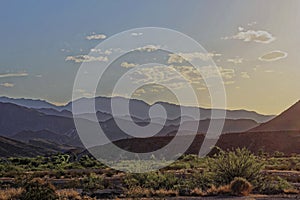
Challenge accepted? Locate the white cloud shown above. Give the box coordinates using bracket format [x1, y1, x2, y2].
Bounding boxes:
[133, 88, 146, 97]
[238, 26, 244, 31]
[223, 27, 275, 44]
[0, 82, 14, 87]
[227, 57, 244, 65]
[241, 72, 250, 79]
[90, 48, 113, 55]
[181, 65, 235, 81]
[65, 55, 108, 63]
[224, 81, 235, 85]
[259, 50, 288, 62]
[135, 45, 161, 52]
[167, 52, 221, 64]
[121, 62, 138, 68]
[126, 64, 234, 91]
[131, 32, 143, 36]
[0, 72, 28, 78]
[127, 65, 191, 90]
[86, 33, 107, 40]
[219, 67, 235, 79]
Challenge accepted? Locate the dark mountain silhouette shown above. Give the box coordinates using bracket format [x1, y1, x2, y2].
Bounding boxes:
[0, 102, 76, 137]
[12, 130, 76, 145]
[35, 106, 258, 133]
[0, 101, 259, 143]
[27, 139, 81, 153]
[1, 98, 299, 157]
[250, 100, 300, 132]
[86, 130, 300, 158]
[173, 118, 258, 134]
[215, 131, 300, 155]
[37, 108, 72, 118]
[0, 136, 55, 157]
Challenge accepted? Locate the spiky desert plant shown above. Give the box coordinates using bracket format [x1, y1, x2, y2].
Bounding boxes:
[208, 147, 263, 185]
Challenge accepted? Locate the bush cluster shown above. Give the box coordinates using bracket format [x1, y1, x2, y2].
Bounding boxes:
[208, 147, 264, 185]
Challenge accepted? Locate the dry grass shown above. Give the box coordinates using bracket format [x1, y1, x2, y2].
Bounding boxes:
[283, 188, 299, 194]
[56, 189, 97, 200]
[205, 185, 231, 196]
[230, 177, 252, 196]
[126, 187, 178, 198]
[56, 189, 82, 200]
[0, 188, 23, 200]
[190, 188, 204, 196]
[153, 189, 178, 197]
[126, 187, 153, 198]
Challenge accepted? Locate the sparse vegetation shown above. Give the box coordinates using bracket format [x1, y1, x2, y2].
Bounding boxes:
[56, 189, 82, 200]
[20, 178, 58, 200]
[0, 188, 23, 200]
[81, 173, 106, 193]
[124, 171, 179, 191]
[0, 149, 299, 198]
[256, 176, 296, 194]
[208, 147, 264, 186]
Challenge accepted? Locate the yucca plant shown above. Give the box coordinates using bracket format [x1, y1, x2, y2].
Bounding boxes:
[208, 147, 263, 186]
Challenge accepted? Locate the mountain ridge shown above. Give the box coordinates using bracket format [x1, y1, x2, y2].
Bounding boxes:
[250, 100, 300, 132]
[0, 96, 273, 123]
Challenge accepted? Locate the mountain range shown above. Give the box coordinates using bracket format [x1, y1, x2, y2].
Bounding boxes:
[1, 96, 299, 157]
[0, 96, 273, 122]
[96, 100, 300, 156]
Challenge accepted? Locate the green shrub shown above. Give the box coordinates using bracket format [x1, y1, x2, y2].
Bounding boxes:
[208, 148, 263, 185]
[124, 172, 179, 190]
[178, 172, 213, 192]
[230, 177, 252, 196]
[81, 173, 106, 192]
[20, 178, 58, 200]
[273, 151, 285, 158]
[256, 176, 294, 194]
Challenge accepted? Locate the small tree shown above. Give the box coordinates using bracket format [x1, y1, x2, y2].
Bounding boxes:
[208, 148, 264, 185]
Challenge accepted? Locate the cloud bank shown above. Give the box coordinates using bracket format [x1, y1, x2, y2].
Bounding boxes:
[223, 27, 275, 44]
[65, 55, 108, 63]
[167, 52, 221, 64]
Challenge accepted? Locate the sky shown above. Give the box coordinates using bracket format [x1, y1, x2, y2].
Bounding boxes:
[1, 0, 300, 115]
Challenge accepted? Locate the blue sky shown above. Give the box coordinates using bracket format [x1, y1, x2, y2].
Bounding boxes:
[1, 0, 300, 114]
